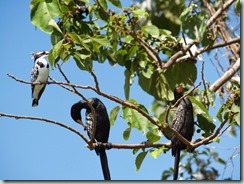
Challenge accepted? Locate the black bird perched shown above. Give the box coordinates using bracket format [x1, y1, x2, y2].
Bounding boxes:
[171, 85, 194, 180]
[70, 98, 111, 180]
[74, 0, 89, 19]
[30, 51, 49, 107]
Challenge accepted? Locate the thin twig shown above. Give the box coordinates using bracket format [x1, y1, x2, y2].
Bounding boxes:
[193, 120, 227, 148]
[56, 64, 97, 147]
[0, 112, 90, 144]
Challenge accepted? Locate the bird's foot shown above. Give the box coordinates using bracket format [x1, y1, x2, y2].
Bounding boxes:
[106, 142, 112, 150]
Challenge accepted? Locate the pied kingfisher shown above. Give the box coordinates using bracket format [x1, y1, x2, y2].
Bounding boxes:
[30, 51, 50, 107]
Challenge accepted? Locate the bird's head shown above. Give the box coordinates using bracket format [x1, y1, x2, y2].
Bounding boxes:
[70, 101, 85, 127]
[174, 85, 183, 103]
[31, 50, 49, 61]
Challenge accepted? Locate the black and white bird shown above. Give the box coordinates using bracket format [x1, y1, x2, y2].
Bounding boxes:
[30, 51, 50, 107]
[171, 85, 194, 180]
[70, 98, 111, 180]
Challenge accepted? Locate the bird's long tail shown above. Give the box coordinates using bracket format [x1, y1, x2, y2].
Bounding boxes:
[173, 148, 181, 180]
[99, 149, 111, 180]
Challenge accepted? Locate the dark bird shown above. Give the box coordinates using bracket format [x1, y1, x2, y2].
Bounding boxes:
[70, 98, 111, 180]
[74, 0, 89, 18]
[171, 85, 194, 180]
[30, 51, 49, 107]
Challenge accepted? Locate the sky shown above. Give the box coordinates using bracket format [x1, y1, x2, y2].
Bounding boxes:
[0, 0, 241, 181]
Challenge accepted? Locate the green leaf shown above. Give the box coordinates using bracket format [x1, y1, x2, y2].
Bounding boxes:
[109, 106, 120, 126]
[135, 151, 148, 171]
[146, 131, 160, 143]
[231, 103, 240, 126]
[30, 0, 61, 34]
[200, 89, 216, 106]
[48, 19, 62, 34]
[149, 146, 165, 159]
[189, 96, 210, 115]
[217, 158, 226, 165]
[189, 96, 215, 136]
[235, 0, 240, 14]
[92, 35, 111, 47]
[107, 0, 122, 8]
[124, 69, 133, 100]
[73, 51, 92, 71]
[142, 25, 160, 37]
[48, 39, 64, 67]
[98, 0, 108, 10]
[132, 8, 149, 18]
[162, 170, 172, 180]
[126, 45, 139, 60]
[139, 70, 174, 101]
[197, 115, 215, 136]
[180, 5, 208, 41]
[139, 61, 197, 101]
[122, 103, 150, 134]
[216, 104, 224, 123]
[123, 127, 131, 140]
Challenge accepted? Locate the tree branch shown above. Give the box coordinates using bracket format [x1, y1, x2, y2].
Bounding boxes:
[176, 37, 240, 64]
[0, 112, 90, 144]
[204, 0, 240, 60]
[210, 58, 240, 92]
[164, 0, 237, 71]
[0, 112, 170, 150]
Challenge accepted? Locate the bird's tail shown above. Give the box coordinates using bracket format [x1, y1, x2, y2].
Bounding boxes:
[32, 99, 38, 107]
[173, 149, 181, 180]
[99, 149, 111, 180]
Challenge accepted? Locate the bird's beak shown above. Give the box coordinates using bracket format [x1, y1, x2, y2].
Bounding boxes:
[77, 119, 85, 127]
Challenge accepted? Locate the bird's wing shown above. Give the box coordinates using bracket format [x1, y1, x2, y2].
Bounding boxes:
[171, 104, 187, 156]
[31, 65, 38, 82]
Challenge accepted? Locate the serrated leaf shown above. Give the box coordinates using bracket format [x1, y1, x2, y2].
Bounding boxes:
[109, 106, 120, 126]
[123, 127, 131, 140]
[135, 151, 148, 171]
[149, 146, 165, 159]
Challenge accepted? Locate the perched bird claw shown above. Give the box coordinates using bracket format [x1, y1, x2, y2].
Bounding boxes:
[106, 142, 112, 150]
